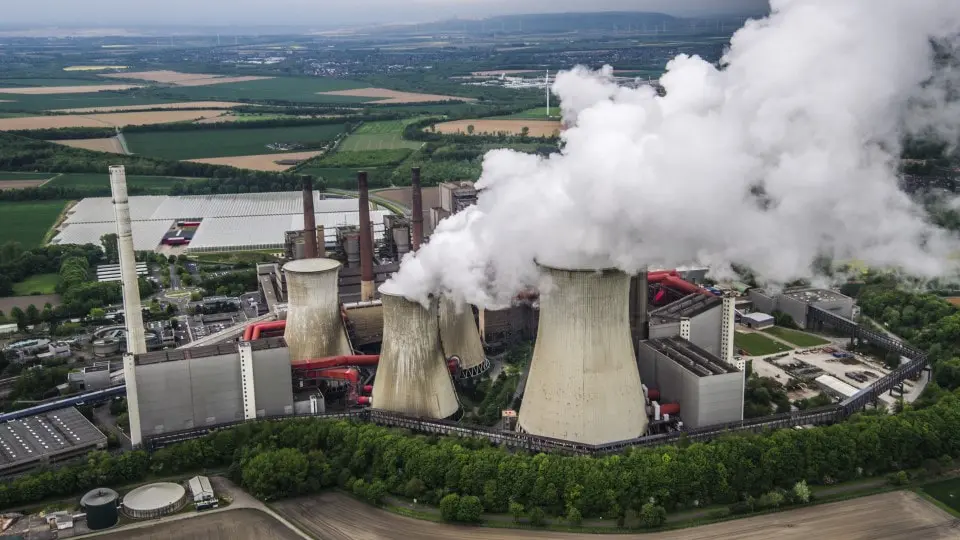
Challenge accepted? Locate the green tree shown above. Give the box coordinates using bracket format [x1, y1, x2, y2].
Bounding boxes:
[565, 506, 583, 526]
[0, 241, 23, 264]
[467, 124, 475, 135]
[241, 448, 309, 501]
[100, 233, 119, 264]
[11, 306, 27, 330]
[25, 305, 40, 325]
[457, 495, 483, 523]
[439, 494, 460, 521]
[639, 503, 666, 529]
[509, 501, 524, 524]
[935, 358, 960, 390]
[528, 506, 546, 527]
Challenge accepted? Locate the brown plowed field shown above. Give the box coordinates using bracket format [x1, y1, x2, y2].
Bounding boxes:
[188, 151, 323, 171]
[0, 84, 141, 95]
[52, 101, 245, 113]
[0, 180, 47, 190]
[92, 508, 301, 540]
[273, 491, 958, 540]
[101, 70, 273, 86]
[435, 119, 562, 137]
[0, 110, 228, 130]
[317, 87, 475, 104]
[52, 137, 124, 153]
[0, 295, 61, 312]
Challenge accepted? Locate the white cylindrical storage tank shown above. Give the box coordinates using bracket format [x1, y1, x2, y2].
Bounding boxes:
[372, 290, 458, 419]
[518, 265, 648, 445]
[438, 298, 490, 379]
[121, 482, 187, 519]
[282, 258, 352, 362]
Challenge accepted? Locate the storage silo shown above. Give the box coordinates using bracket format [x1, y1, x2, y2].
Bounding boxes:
[282, 258, 352, 362]
[371, 290, 459, 418]
[517, 265, 648, 445]
[81, 488, 119, 530]
[438, 298, 490, 379]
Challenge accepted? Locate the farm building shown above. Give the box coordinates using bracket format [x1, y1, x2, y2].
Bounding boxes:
[51, 192, 390, 253]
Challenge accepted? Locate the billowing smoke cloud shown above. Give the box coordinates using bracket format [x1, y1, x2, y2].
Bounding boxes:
[383, 0, 960, 308]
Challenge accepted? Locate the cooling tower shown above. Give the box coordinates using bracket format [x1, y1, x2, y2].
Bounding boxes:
[438, 298, 490, 379]
[282, 258, 352, 362]
[518, 266, 648, 445]
[371, 290, 459, 418]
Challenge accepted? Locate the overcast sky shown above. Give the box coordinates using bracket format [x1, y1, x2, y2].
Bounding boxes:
[1, 0, 769, 27]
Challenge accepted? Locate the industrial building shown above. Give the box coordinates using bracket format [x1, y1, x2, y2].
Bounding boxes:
[637, 337, 745, 429]
[748, 287, 855, 329]
[188, 475, 217, 510]
[0, 407, 108, 475]
[742, 312, 775, 329]
[649, 293, 736, 364]
[96, 262, 148, 283]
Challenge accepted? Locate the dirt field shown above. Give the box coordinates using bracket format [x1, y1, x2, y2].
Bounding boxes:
[0, 84, 141, 95]
[53, 101, 245, 113]
[0, 180, 47, 190]
[434, 119, 562, 137]
[317, 87, 475, 104]
[52, 137, 124, 153]
[273, 491, 957, 540]
[187, 151, 323, 171]
[0, 110, 228, 130]
[0, 294, 61, 312]
[946, 297, 960, 307]
[101, 70, 273, 86]
[92, 509, 301, 540]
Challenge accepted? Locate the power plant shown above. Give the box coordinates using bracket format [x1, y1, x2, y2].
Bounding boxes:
[438, 298, 490, 379]
[282, 258, 352, 362]
[109, 166, 146, 355]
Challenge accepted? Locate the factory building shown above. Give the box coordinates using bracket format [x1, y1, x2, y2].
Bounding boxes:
[637, 337, 745, 429]
[748, 287, 854, 328]
[96, 262, 148, 283]
[0, 407, 108, 475]
[649, 294, 728, 359]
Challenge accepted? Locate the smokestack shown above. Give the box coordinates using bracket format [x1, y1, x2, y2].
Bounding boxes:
[411, 167, 424, 250]
[372, 290, 458, 418]
[357, 171, 375, 301]
[438, 298, 489, 379]
[109, 166, 147, 355]
[301, 175, 318, 259]
[282, 258, 352, 362]
[629, 271, 649, 344]
[518, 265, 648, 445]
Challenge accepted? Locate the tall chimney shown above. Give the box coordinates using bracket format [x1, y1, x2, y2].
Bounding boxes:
[109, 166, 146, 355]
[357, 171, 375, 301]
[411, 167, 424, 250]
[301, 175, 318, 259]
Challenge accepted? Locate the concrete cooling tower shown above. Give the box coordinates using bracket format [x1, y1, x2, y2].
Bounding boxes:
[282, 258, 352, 362]
[371, 290, 459, 419]
[438, 298, 490, 379]
[518, 265, 649, 445]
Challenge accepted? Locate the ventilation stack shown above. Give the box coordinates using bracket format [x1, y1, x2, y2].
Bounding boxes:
[109, 166, 146, 355]
[301, 175, 318, 259]
[438, 298, 490, 379]
[518, 265, 648, 445]
[357, 171, 375, 301]
[282, 258, 352, 362]
[371, 290, 458, 418]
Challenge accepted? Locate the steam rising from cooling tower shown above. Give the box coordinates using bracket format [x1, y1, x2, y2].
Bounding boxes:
[385, 1, 960, 308]
[282, 258, 352, 362]
[518, 266, 648, 444]
[371, 289, 459, 418]
[109, 166, 147, 355]
[438, 298, 490, 378]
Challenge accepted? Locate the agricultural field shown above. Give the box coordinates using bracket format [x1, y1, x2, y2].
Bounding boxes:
[0, 78, 120, 87]
[316, 148, 413, 168]
[735, 331, 794, 356]
[0, 84, 141, 95]
[187, 151, 323, 172]
[0, 172, 55, 190]
[317, 87, 475, 104]
[764, 326, 831, 347]
[162, 77, 373, 104]
[52, 137, 124, 154]
[339, 119, 425, 151]
[12, 273, 59, 296]
[52, 101, 245, 113]
[434, 119, 562, 137]
[125, 124, 346, 160]
[101, 70, 273, 86]
[0, 200, 68, 248]
[0, 93, 186, 113]
[0, 109, 229, 130]
[46, 173, 206, 192]
[495, 106, 562, 120]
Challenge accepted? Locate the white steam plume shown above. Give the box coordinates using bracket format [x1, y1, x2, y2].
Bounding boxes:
[384, 0, 960, 308]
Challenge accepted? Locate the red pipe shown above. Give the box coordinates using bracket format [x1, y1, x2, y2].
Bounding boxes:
[648, 388, 661, 401]
[292, 355, 380, 370]
[362, 385, 373, 394]
[357, 396, 372, 406]
[251, 321, 287, 340]
[447, 358, 459, 373]
[311, 367, 360, 384]
[660, 403, 681, 416]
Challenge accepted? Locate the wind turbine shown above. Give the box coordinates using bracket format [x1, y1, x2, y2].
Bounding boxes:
[545, 70, 551, 118]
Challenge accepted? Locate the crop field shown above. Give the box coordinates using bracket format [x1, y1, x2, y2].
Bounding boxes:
[0, 78, 117, 87]
[764, 326, 831, 347]
[101, 70, 273, 86]
[47, 173, 205, 192]
[12, 273, 59, 296]
[317, 87, 475, 104]
[496, 107, 562, 120]
[0, 180, 48, 190]
[735, 331, 794, 356]
[52, 137, 124, 154]
[340, 119, 425, 151]
[53, 101, 245, 113]
[0, 109, 229, 130]
[187, 151, 324, 171]
[317, 148, 413, 167]
[0, 84, 142, 95]
[164, 77, 373, 104]
[0, 172, 55, 181]
[125, 124, 345, 159]
[0, 93, 186, 113]
[435, 119, 563, 137]
[0, 200, 68, 248]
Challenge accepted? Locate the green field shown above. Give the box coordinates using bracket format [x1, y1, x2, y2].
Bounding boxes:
[764, 326, 831, 347]
[0, 92, 184, 112]
[46, 173, 206, 192]
[734, 331, 794, 356]
[12, 273, 59, 295]
[316, 148, 413, 168]
[339, 119, 424, 151]
[125, 124, 347, 159]
[0, 200, 67, 248]
[495, 107, 562, 120]
[0, 78, 109, 88]
[920, 478, 960, 513]
[166, 77, 373, 104]
[0, 172, 56, 181]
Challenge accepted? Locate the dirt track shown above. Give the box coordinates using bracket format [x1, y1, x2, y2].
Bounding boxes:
[273, 491, 958, 540]
[90, 508, 300, 540]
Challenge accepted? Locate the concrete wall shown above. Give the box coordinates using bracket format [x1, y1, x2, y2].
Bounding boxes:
[696, 372, 745, 427]
[813, 296, 854, 321]
[189, 353, 243, 426]
[648, 320, 681, 340]
[690, 306, 723, 358]
[779, 295, 810, 329]
[748, 289, 778, 314]
[251, 348, 294, 417]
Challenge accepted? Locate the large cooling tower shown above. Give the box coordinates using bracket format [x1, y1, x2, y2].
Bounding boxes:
[372, 291, 459, 418]
[438, 298, 490, 379]
[518, 266, 648, 445]
[282, 258, 352, 362]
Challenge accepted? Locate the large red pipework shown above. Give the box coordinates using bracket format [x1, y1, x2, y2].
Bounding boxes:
[648, 388, 661, 401]
[243, 320, 287, 341]
[660, 403, 681, 416]
[362, 385, 373, 394]
[292, 354, 380, 371]
[357, 396, 372, 406]
[312, 367, 360, 384]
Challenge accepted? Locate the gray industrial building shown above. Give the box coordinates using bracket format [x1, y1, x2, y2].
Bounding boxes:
[649, 294, 724, 358]
[748, 287, 854, 329]
[125, 338, 294, 446]
[637, 337, 744, 429]
[0, 407, 107, 475]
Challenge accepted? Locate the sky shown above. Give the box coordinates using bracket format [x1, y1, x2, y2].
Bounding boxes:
[0, 0, 769, 27]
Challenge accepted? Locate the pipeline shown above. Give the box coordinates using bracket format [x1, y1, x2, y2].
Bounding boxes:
[293, 354, 379, 371]
[251, 320, 287, 340]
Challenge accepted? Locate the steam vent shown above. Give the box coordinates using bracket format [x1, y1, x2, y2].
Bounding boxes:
[372, 290, 459, 418]
[282, 258, 352, 362]
[438, 298, 490, 378]
[518, 266, 649, 444]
